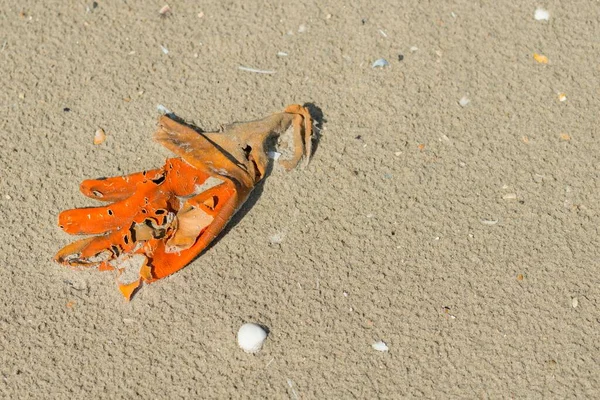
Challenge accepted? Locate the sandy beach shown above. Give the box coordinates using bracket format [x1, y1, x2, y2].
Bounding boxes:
[1, 1, 598, 398]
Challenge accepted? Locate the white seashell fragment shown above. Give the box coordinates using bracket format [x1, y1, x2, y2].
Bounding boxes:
[237, 323, 268, 353]
[267, 151, 281, 160]
[157, 104, 172, 114]
[459, 96, 470, 107]
[372, 58, 389, 68]
[238, 66, 276, 74]
[480, 219, 499, 225]
[161, 45, 169, 54]
[372, 340, 389, 352]
[534, 8, 550, 21]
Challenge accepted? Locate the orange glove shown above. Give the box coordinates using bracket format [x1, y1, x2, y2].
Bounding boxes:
[55, 105, 312, 299]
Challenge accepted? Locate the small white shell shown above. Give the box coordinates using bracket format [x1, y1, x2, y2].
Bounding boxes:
[237, 323, 268, 353]
[372, 340, 389, 352]
[372, 58, 389, 68]
[534, 8, 550, 21]
[459, 96, 470, 107]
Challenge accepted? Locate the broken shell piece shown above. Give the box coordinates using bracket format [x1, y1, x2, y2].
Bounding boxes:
[480, 219, 499, 225]
[267, 151, 281, 160]
[372, 58, 389, 68]
[157, 104, 172, 114]
[534, 8, 550, 21]
[237, 323, 268, 353]
[558, 93, 567, 102]
[238, 66, 276, 74]
[459, 96, 470, 107]
[372, 340, 389, 352]
[93, 128, 106, 145]
[533, 53, 548, 64]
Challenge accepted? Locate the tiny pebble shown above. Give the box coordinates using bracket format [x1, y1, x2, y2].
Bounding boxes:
[410, 46, 419, 52]
[459, 96, 470, 107]
[372, 58, 389, 68]
[198, 12, 204, 18]
[4, 194, 11, 200]
[93, 128, 106, 145]
[503, 193, 517, 200]
[298, 24, 307, 33]
[372, 340, 389, 352]
[269, 232, 285, 244]
[558, 93, 567, 102]
[159, 4, 171, 16]
[161, 45, 169, 55]
[237, 323, 268, 353]
[277, 51, 288, 57]
[572, 297, 578, 308]
[534, 8, 550, 21]
[560, 133, 571, 141]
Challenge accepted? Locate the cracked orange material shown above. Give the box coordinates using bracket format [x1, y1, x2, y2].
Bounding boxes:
[55, 105, 313, 300]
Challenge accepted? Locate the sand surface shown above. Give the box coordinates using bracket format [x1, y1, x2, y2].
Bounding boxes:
[1, 1, 599, 398]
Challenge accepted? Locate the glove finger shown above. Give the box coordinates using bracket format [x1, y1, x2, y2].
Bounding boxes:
[79, 168, 163, 202]
[58, 183, 173, 235]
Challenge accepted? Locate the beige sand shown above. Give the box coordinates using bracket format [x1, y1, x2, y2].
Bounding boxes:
[1, 1, 598, 398]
